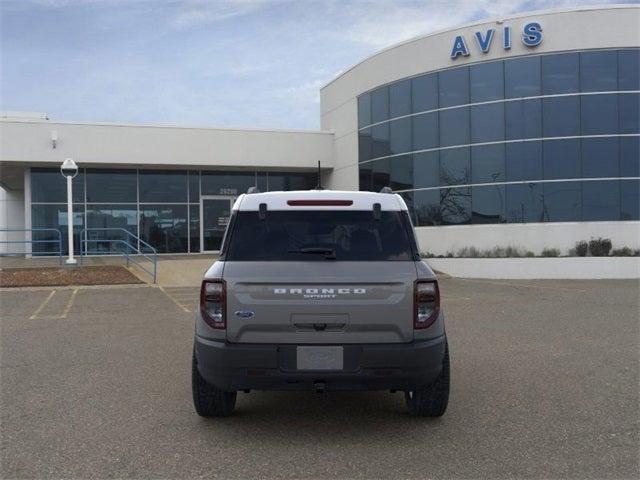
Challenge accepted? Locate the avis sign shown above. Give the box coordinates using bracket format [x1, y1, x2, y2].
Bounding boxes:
[450, 22, 543, 59]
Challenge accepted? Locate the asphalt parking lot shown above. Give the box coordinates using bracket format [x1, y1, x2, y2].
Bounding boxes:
[1, 278, 638, 479]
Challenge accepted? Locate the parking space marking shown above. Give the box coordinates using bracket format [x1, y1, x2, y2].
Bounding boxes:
[29, 290, 56, 319]
[158, 286, 192, 313]
[456, 277, 587, 292]
[59, 289, 79, 319]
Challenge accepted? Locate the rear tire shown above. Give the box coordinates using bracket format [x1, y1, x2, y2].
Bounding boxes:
[192, 350, 237, 417]
[405, 342, 450, 417]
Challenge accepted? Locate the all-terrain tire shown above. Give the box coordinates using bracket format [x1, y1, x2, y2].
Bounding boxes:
[192, 350, 237, 417]
[405, 342, 450, 417]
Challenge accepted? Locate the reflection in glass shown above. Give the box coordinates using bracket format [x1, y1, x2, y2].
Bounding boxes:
[413, 152, 440, 189]
[543, 182, 581, 222]
[506, 183, 544, 223]
[371, 123, 390, 159]
[411, 73, 438, 113]
[31, 204, 84, 255]
[543, 139, 581, 180]
[267, 173, 315, 191]
[505, 56, 541, 98]
[389, 117, 412, 155]
[471, 185, 505, 224]
[618, 49, 640, 91]
[412, 112, 438, 151]
[372, 158, 391, 192]
[139, 170, 188, 203]
[439, 108, 469, 147]
[31, 168, 85, 203]
[359, 128, 373, 162]
[189, 205, 200, 253]
[581, 94, 618, 135]
[414, 189, 441, 226]
[86, 205, 138, 254]
[358, 94, 371, 128]
[543, 96, 580, 137]
[188, 171, 200, 202]
[506, 142, 543, 182]
[371, 86, 389, 123]
[471, 145, 505, 183]
[620, 137, 640, 177]
[390, 79, 411, 118]
[621, 180, 640, 220]
[440, 187, 471, 225]
[139, 205, 188, 253]
[86, 169, 137, 203]
[582, 137, 619, 178]
[359, 163, 373, 191]
[470, 61, 504, 102]
[583, 181, 620, 221]
[505, 99, 542, 140]
[389, 155, 413, 191]
[440, 147, 470, 186]
[439, 67, 469, 108]
[470, 103, 504, 143]
[202, 199, 231, 251]
[202, 171, 255, 196]
[619, 93, 639, 134]
[580, 51, 617, 92]
[542, 52, 579, 94]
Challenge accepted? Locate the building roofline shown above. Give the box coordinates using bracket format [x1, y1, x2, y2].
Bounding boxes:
[0, 117, 334, 136]
[320, 4, 639, 91]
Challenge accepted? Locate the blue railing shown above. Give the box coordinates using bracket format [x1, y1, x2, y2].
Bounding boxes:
[79, 228, 157, 283]
[0, 228, 63, 264]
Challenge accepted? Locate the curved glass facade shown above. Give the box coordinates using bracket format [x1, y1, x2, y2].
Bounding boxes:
[357, 49, 640, 225]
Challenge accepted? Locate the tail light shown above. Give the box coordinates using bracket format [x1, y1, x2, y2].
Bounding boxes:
[414, 280, 440, 329]
[200, 280, 226, 329]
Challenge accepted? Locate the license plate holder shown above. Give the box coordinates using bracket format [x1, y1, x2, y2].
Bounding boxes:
[296, 346, 343, 370]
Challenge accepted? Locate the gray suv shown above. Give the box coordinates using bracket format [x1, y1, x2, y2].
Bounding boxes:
[192, 190, 449, 416]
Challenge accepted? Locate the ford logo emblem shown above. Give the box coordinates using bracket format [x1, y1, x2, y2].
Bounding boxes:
[234, 310, 255, 318]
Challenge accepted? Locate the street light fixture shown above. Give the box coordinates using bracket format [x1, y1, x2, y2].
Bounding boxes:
[60, 158, 78, 265]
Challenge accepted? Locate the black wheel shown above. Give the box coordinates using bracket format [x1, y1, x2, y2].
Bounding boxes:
[405, 342, 450, 417]
[192, 350, 237, 417]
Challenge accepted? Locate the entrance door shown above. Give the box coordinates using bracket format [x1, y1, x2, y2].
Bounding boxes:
[200, 196, 234, 253]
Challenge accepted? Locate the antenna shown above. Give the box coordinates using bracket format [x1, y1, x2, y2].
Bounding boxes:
[315, 161, 324, 190]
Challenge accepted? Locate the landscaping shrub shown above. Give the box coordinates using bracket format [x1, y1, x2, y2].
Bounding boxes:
[574, 241, 588, 257]
[589, 237, 612, 257]
[610, 247, 636, 257]
[541, 248, 560, 257]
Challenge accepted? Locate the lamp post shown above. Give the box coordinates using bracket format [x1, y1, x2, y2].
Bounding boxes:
[60, 158, 78, 265]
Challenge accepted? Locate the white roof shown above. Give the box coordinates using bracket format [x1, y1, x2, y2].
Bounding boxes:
[234, 190, 408, 211]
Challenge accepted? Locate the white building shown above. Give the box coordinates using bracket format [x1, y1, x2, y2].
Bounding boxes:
[1, 5, 638, 256]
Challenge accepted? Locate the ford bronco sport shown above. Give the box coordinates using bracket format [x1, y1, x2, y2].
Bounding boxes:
[192, 189, 449, 416]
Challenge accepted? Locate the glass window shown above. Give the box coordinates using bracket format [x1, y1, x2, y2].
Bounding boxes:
[139, 205, 188, 253]
[372, 158, 390, 192]
[543, 181, 581, 222]
[370, 86, 389, 123]
[440, 147, 470, 185]
[472, 185, 505, 224]
[581, 94, 618, 135]
[412, 73, 438, 113]
[202, 171, 254, 195]
[389, 155, 413, 191]
[389, 117, 412, 155]
[188, 171, 200, 202]
[413, 189, 441, 226]
[471, 144, 505, 183]
[413, 151, 440, 189]
[31, 204, 84, 255]
[621, 179, 639, 220]
[583, 180, 620, 221]
[542, 52, 579, 95]
[139, 170, 187, 203]
[439, 107, 469, 147]
[619, 93, 639, 134]
[225, 211, 415, 262]
[618, 49, 640, 91]
[267, 173, 315, 191]
[543, 139, 581, 180]
[358, 94, 371, 128]
[620, 137, 640, 177]
[439, 67, 469, 107]
[505, 56, 541, 98]
[470, 103, 504, 143]
[31, 168, 84, 203]
[506, 99, 542, 140]
[86, 169, 137, 203]
[359, 163, 373, 191]
[371, 123, 390, 158]
[189, 204, 200, 253]
[580, 51, 618, 92]
[86, 204, 138, 254]
[440, 187, 471, 225]
[359, 128, 373, 162]
[506, 183, 544, 223]
[470, 61, 504, 102]
[582, 137, 619, 178]
[506, 142, 543, 182]
[543, 96, 580, 137]
[389, 79, 411, 118]
[412, 112, 438, 151]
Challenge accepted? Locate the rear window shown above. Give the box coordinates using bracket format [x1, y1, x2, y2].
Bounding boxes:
[224, 210, 417, 261]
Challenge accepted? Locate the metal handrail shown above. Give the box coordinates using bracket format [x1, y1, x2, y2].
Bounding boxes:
[0, 228, 63, 264]
[79, 228, 157, 283]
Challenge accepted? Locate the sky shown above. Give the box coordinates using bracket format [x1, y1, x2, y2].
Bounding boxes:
[1, 0, 636, 130]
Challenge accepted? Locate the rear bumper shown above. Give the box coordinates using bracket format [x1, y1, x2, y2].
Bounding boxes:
[194, 335, 447, 392]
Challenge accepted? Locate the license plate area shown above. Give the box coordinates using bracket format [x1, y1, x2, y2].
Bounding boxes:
[296, 346, 343, 370]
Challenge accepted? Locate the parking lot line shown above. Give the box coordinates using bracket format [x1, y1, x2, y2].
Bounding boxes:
[158, 286, 192, 313]
[58, 289, 79, 319]
[457, 277, 587, 292]
[29, 290, 56, 320]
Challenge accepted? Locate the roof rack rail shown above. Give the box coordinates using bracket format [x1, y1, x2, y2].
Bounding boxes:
[379, 187, 393, 194]
[247, 186, 260, 194]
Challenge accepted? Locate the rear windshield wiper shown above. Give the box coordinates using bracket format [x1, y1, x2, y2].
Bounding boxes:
[288, 247, 336, 260]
